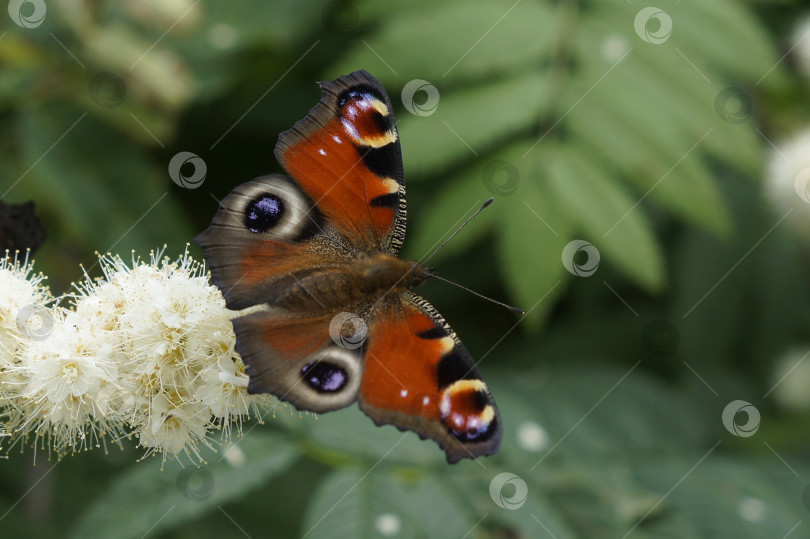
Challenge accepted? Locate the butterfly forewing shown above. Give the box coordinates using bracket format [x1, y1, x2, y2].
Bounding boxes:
[275, 70, 407, 255]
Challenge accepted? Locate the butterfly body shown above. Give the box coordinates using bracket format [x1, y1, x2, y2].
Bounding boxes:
[197, 71, 502, 462]
[273, 253, 432, 313]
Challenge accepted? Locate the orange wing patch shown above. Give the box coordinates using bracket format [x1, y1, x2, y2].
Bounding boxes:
[358, 296, 501, 462]
[253, 314, 332, 362]
[280, 116, 396, 244]
[237, 239, 320, 288]
[360, 306, 450, 422]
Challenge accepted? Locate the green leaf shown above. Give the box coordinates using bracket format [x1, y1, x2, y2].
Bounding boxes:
[632, 457, 807, 538]
[398, 71, 549, 177]
[673, 0, 781, 82]
[169, 0, 329, 99]
[548, 146, 665, 292]
[69, 432, 298, 539]
[482, 367, 809, 537]
[333, 0, 554, 84]
[496, 166, 571, 326]
[303, 468, 472, 539]
[281, 405, 445, 467]
[16, 104, 196, 260]
[568, 94, 730, 235]
[489, 367, 714, 466]
[403, 170, 497, 263]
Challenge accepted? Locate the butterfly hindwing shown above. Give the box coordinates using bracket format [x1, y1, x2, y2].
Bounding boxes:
[233, 309, 364, 413]
[359, 292, 502, 463]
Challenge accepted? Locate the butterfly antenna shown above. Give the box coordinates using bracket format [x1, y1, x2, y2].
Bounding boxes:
[420, 198, 523, 314]
[430, 274, 525, 314]
[422, 198, 494, 265]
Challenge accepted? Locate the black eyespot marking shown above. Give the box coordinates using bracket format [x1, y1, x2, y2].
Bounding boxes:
[436, 349, 474, 389]
[337, 85, 385, 109]
[354, 102, 389, 133]
[370, 192, 399, 208]
[452, 414, 498, 442]
[360, 143, 402, 183]
[471, 389, 489, 412]
[417, 325, 447, 340]
[244, 194, 284, 233]
[301, 361, 347, 393]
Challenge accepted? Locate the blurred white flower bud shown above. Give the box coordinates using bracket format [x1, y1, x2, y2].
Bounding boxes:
[763, 128, 810, 236]
[770, 348, 810, 412]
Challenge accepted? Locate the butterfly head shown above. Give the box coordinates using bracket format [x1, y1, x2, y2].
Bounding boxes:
[407, 261, 436, 288]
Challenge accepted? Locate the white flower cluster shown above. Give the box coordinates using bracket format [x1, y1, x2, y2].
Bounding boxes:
[0, 248, 277, 462]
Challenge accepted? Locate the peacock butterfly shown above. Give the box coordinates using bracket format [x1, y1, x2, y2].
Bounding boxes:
[196, 70, 502, 462]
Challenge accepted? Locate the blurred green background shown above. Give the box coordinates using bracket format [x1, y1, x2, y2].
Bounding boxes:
[2, 0, 810, 537]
